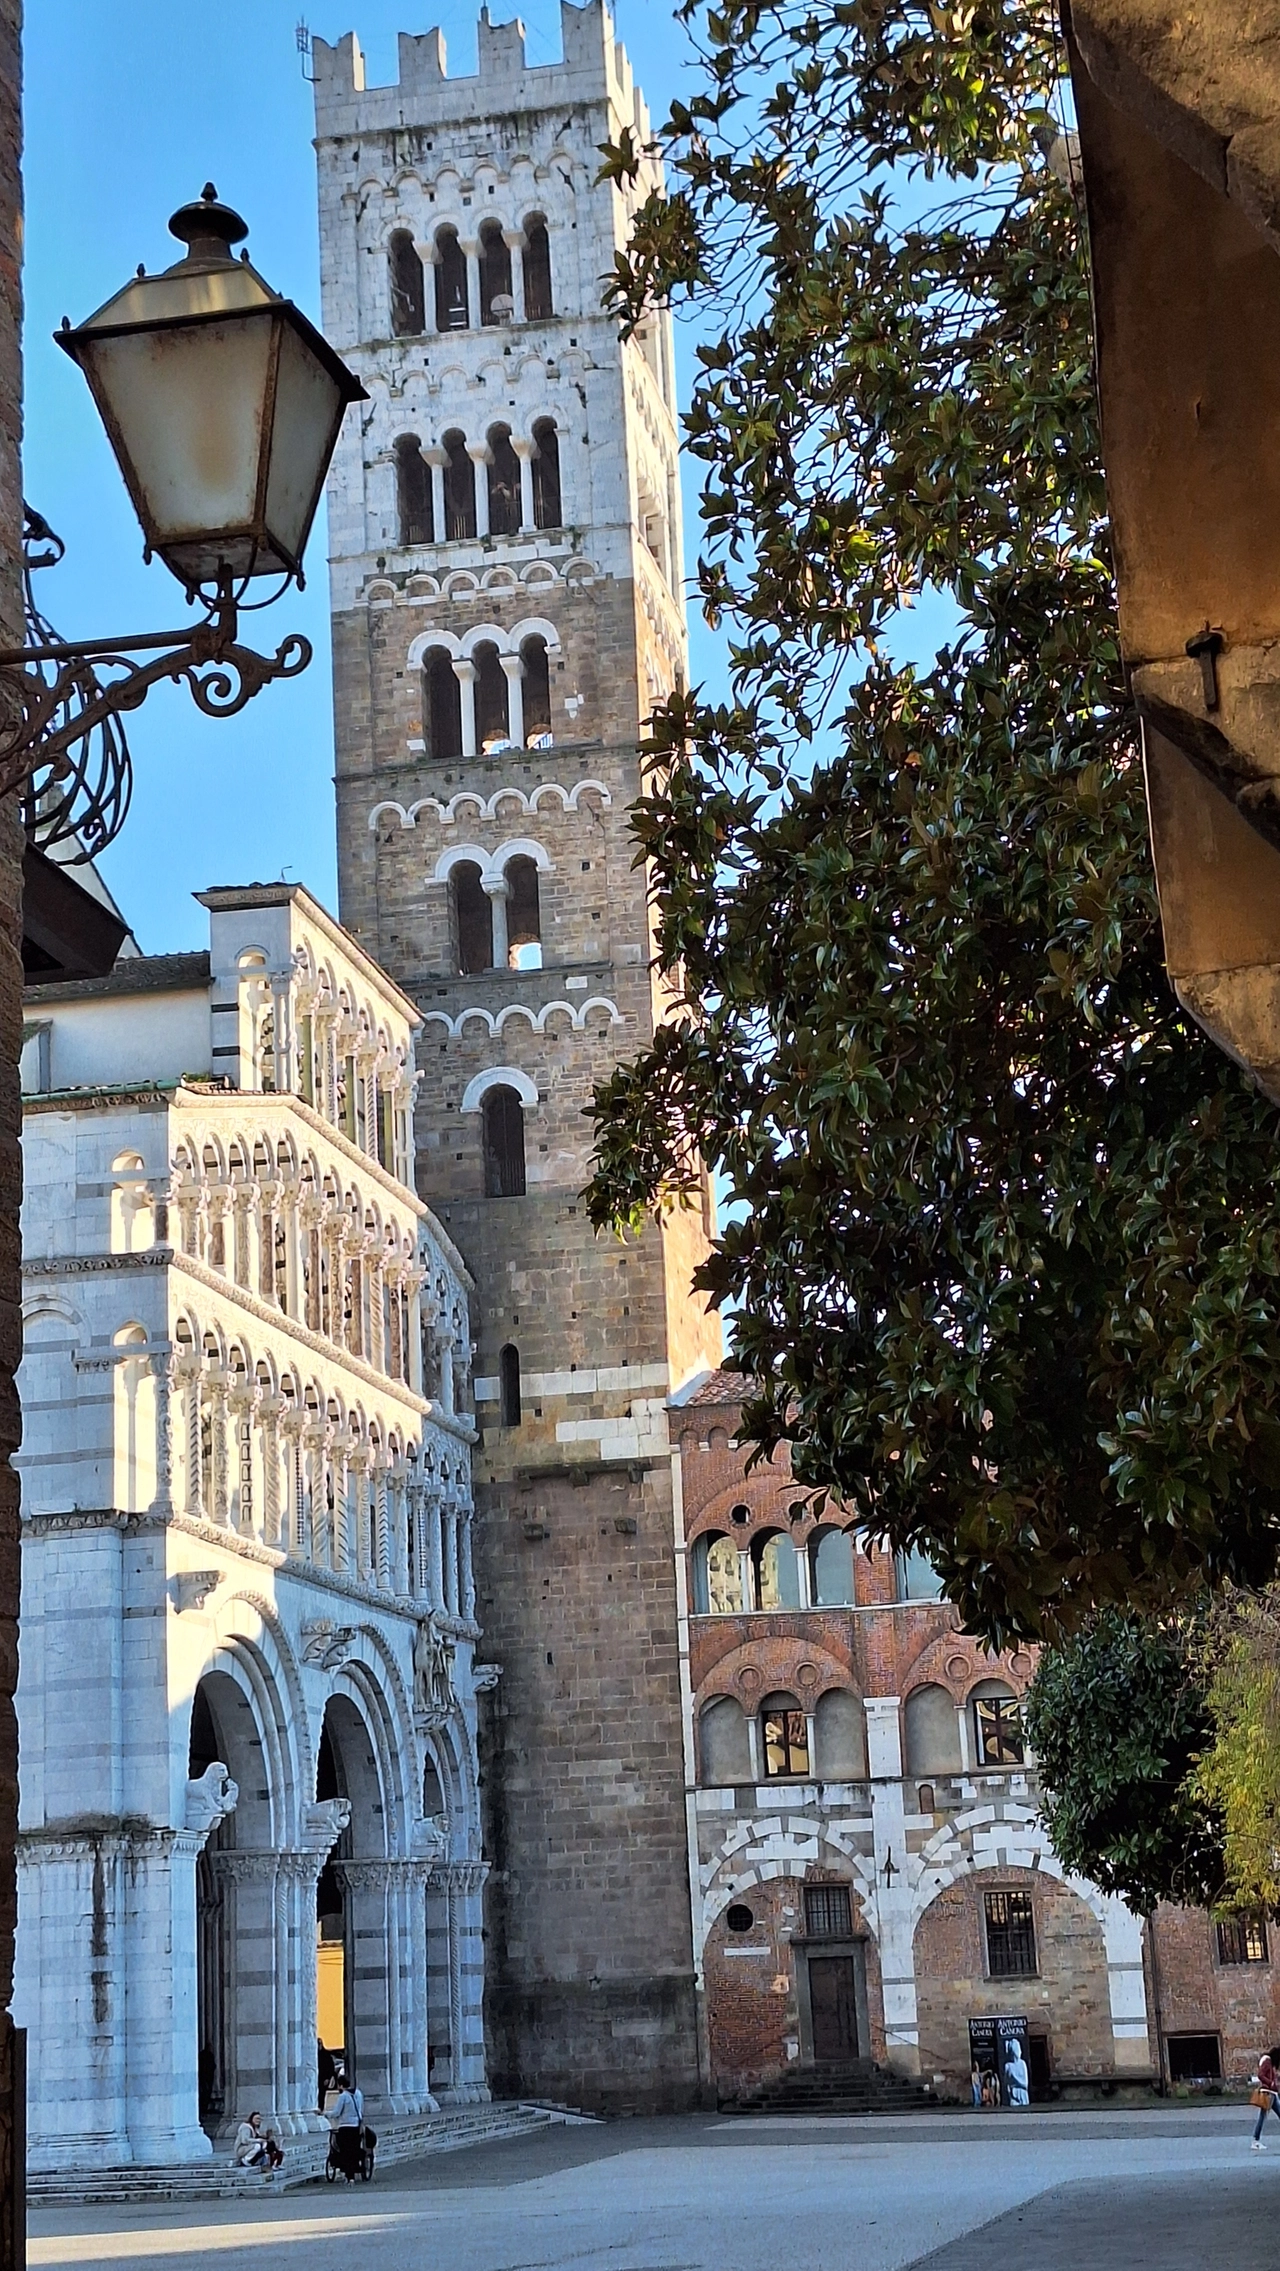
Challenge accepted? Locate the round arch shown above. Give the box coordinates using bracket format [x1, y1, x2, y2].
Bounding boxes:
[460, 1064, 539, 1113]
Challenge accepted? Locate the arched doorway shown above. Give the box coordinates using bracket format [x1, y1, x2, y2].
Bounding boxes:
[189, 1667, 277, 2138]
[317, 1692, 396, 2112]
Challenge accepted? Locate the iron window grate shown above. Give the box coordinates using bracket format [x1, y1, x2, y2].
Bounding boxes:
[984, 1888, 1037, 1977]
[805, 1885, 853, 1941]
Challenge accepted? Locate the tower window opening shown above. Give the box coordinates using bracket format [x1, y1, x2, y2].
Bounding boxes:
[532, 418, 561, 529]
[521, 634, 551, 741]
[522, 215, 553, 320]
[395, 434, 433, 546]
[474, 642, 509, 751]
[487, 424, 521, 537]
[499, 1342, 522, 1427]
[443, 430, 477, 541]
[389, 229, 426, 336]
[435, 226, 469, 329]
[506, 856, 541, 970]
[478, 220, 513, 324]
[483, 1085, 527, 1197]
[453, 861, 493, 975]
[423, 647, 463, 760]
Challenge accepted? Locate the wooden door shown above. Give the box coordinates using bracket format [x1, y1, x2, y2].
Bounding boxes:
[809, 1955, 858, 2062]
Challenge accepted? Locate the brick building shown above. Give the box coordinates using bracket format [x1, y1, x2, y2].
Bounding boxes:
[312, 0, 721, 2110]
[675, 1372, 1280, 2100]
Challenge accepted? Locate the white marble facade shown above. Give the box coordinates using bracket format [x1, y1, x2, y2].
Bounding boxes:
[13, 883, 491, 2172]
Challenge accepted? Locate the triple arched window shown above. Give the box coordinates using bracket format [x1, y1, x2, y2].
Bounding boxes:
[387, 214, 555, 335]
[419, 632, 554, 759]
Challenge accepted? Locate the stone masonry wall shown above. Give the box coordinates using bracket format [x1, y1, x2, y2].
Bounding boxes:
[913, 1868, 1114, 2083]
[317, 6, 718, 2107]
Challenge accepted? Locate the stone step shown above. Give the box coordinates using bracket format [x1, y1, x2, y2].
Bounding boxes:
[27, 2100, 562, 2203]
[722, 2063, 936, 2117]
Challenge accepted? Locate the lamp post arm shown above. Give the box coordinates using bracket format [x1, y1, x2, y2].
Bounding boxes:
[0, 619, 311, 803]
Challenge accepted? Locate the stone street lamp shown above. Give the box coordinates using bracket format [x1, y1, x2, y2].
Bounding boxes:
[0, 184, 365, 845]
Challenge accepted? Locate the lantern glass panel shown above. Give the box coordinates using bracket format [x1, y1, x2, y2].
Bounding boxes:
[78, 313, 275, 583]
[263, 317, 347, 565]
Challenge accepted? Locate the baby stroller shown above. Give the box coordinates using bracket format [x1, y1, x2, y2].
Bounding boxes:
[325, 2121, 376, 2183]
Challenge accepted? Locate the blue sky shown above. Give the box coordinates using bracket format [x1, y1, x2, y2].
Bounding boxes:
[23, 1, 712, 950]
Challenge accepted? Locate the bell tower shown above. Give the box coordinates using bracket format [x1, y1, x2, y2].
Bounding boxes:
[314, 1, 720, 2107]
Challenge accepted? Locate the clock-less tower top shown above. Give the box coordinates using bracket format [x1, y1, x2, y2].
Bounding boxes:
[314, 1, 720, 2110]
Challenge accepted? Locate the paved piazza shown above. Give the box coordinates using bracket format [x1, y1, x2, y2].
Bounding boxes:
[27, 2108, 1278, 2270]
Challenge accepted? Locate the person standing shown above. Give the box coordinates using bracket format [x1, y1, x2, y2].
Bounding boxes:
[1251, 2049, 1280, 2149]
[329, 2070, 365, 2181]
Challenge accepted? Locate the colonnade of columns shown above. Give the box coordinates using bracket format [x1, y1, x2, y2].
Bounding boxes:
[162, 1353, 476, 1619]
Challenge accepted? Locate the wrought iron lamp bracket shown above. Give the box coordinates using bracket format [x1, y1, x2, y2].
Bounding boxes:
[0, 509, 312, 852]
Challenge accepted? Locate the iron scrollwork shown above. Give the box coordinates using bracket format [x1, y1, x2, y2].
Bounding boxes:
[0, 507, 313, 851]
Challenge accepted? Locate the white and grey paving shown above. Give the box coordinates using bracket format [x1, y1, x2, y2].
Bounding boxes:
[27, 2106, 1276, 2271]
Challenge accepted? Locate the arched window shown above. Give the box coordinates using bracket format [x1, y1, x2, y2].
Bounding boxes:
[522, 214, 553, 320]
[809, 1525, 855, 1606]
[423, 648, 462, 759]
[506, 855, 541, 969]
[434, 226, 469, 329]
[903, 1684, 962, 1777]
[479, 219, 513, 323]
[452, 861, 493, 974]
[751, 1528, 801, 1610]
[499, 1343, 521, 1426]
[395, 434, 433, 546]
[443, 430, 476, 540]
[896, 1546, 945, 1601]
[532, 418, 561, 528]
[389, 229, 425, 336]
[699, 1697, 751, 1785]
[521, 634, 552, 742]
[970, 1679, 1025, 1767]
[487, 424, 521, 536]
[760, 1692, 809, 1779]
[483, 1085, 526, 1196]
[474, 642, 509, 750]
[691, 1532, 742, 1615]
[814, 1689, 868, 1779]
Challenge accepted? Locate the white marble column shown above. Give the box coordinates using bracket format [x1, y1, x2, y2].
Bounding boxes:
[483, 877, 510, 969]
[467, 442, 492, 538]
[513, 437, 536, 532]
[499, 652, 525, 747]
[453, 657, 478, 757]
[504, 229, 526, 322]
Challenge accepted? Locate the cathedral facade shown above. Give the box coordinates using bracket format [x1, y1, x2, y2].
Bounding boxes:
[313, 0, 721, 2109]
[14, 884, 488, 2170]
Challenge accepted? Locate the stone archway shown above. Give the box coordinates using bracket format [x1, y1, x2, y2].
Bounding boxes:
[189, 1666, 279, 2137]
[318, 1691, 396, 2113]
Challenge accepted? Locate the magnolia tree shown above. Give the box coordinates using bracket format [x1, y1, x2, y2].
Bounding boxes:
[588, 0, 1280, 1644]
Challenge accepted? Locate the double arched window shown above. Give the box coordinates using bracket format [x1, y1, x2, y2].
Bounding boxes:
[449, 851, 544, 975]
